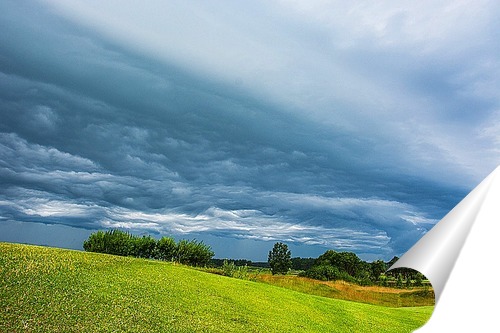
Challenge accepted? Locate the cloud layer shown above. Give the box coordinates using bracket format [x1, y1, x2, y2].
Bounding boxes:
[1, 0, 498, 260]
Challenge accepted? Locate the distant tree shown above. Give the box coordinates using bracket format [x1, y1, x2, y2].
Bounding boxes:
[315, 250, 364, 278]
[250, 261, 271, 268]
[415, 273, 423, 287]
[301, 264, 340, 281]
[370, 260, 387, 282]
[406, 276, 413, 289]
[396, 273, 403, 288]
[268, 242, 292, 275]
[210, 259, 253, 267]
[291, 257, 316, 271]
[233, 259, 252, 266]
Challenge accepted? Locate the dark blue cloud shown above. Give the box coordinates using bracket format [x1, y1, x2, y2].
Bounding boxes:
[0, 0, 497, 260]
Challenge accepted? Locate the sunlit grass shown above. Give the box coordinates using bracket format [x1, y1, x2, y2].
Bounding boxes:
[0, 243, 433, 332]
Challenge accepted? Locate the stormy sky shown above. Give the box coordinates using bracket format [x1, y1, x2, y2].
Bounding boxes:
[1, 0, 499, 261]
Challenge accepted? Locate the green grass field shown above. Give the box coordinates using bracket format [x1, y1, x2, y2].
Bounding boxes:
[0, 243, 433, 332]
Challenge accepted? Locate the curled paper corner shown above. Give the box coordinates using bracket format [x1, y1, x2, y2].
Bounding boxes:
[388, 165, 500, 332]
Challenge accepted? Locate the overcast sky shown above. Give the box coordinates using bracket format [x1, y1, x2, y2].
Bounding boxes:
[1, 0, 499, 261]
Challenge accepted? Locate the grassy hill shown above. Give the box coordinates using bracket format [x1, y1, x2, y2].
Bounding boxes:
[0, 243, 433, 332]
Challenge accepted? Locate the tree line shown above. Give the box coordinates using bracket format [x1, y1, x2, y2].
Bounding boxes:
[265, 243, 426, 288]
[83, 232, 426, 287]
[83, 229, 214, 267]
[211, 256, 315, 270]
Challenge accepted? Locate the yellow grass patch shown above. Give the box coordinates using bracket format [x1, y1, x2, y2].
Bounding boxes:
[255, 274, 435, 307]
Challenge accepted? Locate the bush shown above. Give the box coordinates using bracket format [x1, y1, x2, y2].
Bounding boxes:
[154, 236, 176, 261]
[133, 235, 157, 259]
[220, 261, 256, 281]
[396, 273, 403, 288]
[83, 229, 134, 256]
[234, 265, 250, 280]
[405, 277, 412, 289]
[415, 273, 423, 287]
[291, 257, 316, 270]
[302, 265, 340, 281]
[83, 230, 214, 267]
[222, 260, 236, 277]
[378, 275, 389, 287]
[356, 271, 373, 286]
[175, 239, 214, 267]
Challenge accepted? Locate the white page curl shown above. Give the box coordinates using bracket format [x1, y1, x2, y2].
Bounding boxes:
[389, 165, 500, 331]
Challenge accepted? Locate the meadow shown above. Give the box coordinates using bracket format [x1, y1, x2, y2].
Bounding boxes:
[0, 242, 433, 332]
[254, 274, 435, 307]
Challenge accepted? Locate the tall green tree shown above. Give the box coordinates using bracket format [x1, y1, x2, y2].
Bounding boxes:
[268, 242, 292, 275]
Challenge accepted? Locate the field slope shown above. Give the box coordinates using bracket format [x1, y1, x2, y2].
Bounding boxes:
[0, 243, 432, 332]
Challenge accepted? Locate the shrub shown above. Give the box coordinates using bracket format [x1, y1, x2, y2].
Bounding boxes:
[396, 273, 403, 288]
[83, 229, 134, 256]
[83, 230, 105, 253]
[415, 273, 423, 287]
[357, 271, 373, 286]
[83, 230, 214, 267]
[133, 235, 157, 259]
[175, 239, 214, 267]
[379, 275, 389, 287]
[302, 265, 340, 281]
[405, 277, 412, 289]
[154, 236, 176, 261]
[222, 260, 236, 277]
[234, 265, 250, 280]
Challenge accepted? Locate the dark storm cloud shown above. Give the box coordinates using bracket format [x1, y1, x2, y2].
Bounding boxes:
[1, 0, 498, 259]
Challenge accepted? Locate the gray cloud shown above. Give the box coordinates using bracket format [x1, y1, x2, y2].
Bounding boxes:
[1, 0, 497, 260]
